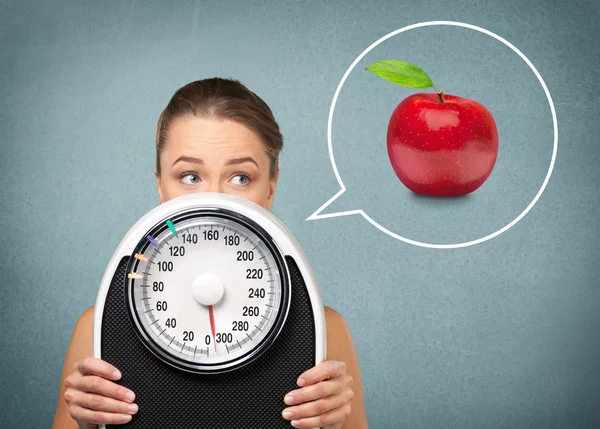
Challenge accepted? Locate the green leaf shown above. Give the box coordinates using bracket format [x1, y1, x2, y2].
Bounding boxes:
[365, 60, 434, 89]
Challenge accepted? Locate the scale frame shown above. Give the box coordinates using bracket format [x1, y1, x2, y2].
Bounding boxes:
[93, 192, 327, 428]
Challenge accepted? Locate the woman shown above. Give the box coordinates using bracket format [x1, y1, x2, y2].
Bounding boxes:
[52, 78, 368, 429]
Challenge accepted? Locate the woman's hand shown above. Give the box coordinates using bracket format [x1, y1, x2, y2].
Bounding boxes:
[63, 357, 138, 428]
[281, 360, 354, 428]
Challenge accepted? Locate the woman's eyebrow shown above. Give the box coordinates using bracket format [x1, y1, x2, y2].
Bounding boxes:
[172, 155, 204, 167]
[225, 157, 259, 168]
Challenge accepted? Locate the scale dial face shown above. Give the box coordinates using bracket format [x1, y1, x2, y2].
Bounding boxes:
[125, 209, 290, 373]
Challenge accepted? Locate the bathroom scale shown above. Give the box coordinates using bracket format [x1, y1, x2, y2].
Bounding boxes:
[93, 192, 326, 428]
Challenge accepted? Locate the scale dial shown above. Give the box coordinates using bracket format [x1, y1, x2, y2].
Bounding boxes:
[126, 209, 290, 373]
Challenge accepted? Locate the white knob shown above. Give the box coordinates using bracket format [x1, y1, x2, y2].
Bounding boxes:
[191, 272, 225, 306]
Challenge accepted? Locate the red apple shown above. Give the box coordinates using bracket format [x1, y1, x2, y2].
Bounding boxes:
[387, 91, 498, 196]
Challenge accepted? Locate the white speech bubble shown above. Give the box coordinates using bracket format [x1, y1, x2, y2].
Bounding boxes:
[306, 20, 559, 249]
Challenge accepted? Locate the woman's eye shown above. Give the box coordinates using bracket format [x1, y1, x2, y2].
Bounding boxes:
[181, 173, 200, 185]
[231, 174, 251, 186]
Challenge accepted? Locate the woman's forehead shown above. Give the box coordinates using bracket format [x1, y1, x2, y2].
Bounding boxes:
[169, 116, 259, 141]
[165, 117, 266, 153]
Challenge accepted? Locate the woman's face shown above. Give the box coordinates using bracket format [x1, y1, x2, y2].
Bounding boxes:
[155, 116, 278, 210]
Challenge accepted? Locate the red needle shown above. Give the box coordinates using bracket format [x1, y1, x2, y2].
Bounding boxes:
[208, 305, 217, 352]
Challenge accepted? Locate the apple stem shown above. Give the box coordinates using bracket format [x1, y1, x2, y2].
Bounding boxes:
[436, 89, 445, 103]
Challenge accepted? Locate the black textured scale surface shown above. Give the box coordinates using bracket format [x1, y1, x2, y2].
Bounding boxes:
[101, 255, 316, 429]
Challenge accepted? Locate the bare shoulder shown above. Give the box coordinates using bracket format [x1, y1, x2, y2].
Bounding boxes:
[324, 306, 346, 327]
[66, 305, 94, 358]
[323, 306, 353, 361]
[77, 305, 95, 330]
[71, 305, 94, 350]
[323, 306, 369, 428]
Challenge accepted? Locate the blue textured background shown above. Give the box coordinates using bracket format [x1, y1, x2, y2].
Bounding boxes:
[1, 1, 599, 428]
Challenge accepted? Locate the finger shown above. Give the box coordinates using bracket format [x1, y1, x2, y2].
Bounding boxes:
[289, 403, 352, 429]
[65, 372, 136, 404]
[69, 404, 133, 426]
[285, 375, 353, 405]
[296, 360, 346, 387]
[75, 392, 139, 415]
[282, 388, 353, 421]
[79, 375, 136, 403]
[76, 357, 121, 380]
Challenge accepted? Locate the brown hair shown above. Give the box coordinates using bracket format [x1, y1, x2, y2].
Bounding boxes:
[155, 78, 283, 180]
